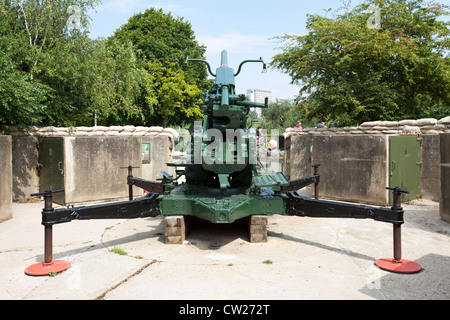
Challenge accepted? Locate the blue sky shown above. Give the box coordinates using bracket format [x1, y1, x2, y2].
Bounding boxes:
[86, 0, 359, 100]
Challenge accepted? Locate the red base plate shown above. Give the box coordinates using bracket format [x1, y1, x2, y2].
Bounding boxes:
[375, 258, 422, 274]
[25, 260, 71, 276]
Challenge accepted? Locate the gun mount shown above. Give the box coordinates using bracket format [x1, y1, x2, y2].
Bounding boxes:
[25, 50, 422, 276]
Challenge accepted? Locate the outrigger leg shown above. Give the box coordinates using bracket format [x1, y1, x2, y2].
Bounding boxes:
[25, 167, 161, 276]
[285, 186, 422, 274]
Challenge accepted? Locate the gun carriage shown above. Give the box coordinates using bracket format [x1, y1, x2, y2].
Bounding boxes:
[25, 50, 422, 276]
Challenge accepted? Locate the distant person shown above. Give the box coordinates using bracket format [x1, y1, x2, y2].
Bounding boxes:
[256, 126, 262, 138]
[294, 121, 303, 130]
[316, 120, 326, 128]
[332, 119, 340, 128]
[256, 126, 264, 147]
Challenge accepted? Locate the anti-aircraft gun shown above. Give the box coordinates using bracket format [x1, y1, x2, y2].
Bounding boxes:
[157, 50, 289, 224]
[25, 50, 422, 276]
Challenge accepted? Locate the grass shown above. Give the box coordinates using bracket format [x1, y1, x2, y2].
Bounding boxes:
[262, 260, 273, 264]
[109, 246, 127, 256]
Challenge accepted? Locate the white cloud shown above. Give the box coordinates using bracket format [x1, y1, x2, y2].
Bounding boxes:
[197, 32, 271, 56]
[98, 0, 183, 14]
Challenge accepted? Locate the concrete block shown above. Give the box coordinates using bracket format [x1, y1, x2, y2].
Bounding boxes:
[164, 216, 187, 244]
[0, 136, 12, 222]
[440, 133, 450, 223]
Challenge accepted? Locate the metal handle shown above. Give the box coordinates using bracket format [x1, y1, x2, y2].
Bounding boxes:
[386, 187, 409, 195]
[31, 189, 65, 197]
[58, 161, 64, 175]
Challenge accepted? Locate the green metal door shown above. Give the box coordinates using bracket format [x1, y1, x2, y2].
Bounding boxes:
[389, 136, 421, 205]
[38, 138, 65, 204]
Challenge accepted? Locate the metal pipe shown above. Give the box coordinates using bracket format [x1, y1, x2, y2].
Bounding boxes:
[391, 188, 404, 262]
[220, 50, 228, 66]
[128, 165, 134, 201]
[43, 192, 54, 264]
[121, 165, 140, 200]
[221, 86, 229, 108]
[44, 226, 53, 264]
[312, 164, 320, 200]
[393, 224, 402, 261]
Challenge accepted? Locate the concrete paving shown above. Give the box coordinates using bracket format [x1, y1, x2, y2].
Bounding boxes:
[0, 195, 449, 300]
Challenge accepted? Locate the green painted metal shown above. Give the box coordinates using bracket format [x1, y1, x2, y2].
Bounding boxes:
[158, 50, 286, 223]
[388, 136, 422, 205]
[38, 137, 65, 205]
[160, 185, 286, 224]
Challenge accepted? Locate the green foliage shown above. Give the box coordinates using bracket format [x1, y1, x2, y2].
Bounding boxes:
[142, 61, 203, 127]
[260, 99, 318, 131]
[0, 2, 207, 131]
[111, 8, 208, 126]
[37, 35, 155, 126]
[113, 8, 203, 63]
[5, 0, 101, 78]
[0, 43, 50, 130]
[109, 246, 127, 256]
[90, 38, 154, 126]
[261, 99, 296, 131]
[271, 0, 450, 125]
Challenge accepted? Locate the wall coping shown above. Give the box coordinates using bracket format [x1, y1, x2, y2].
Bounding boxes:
[6, 125, 178, 141]
[5, 116, 450, 140]
[284, 117, 450, 138]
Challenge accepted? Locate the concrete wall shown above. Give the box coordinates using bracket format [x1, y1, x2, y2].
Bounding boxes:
[8, 126, 177, 204]
[284, 135, 389, 205]
[421, 135, 441, 201]
[63, 135, 174, 204]
[283, 117, 450, 205]
[313, 135, 389, 205]
[440, 133, 450, 223]
[0, 136, 12, 222]
[142, 134, 175, 182]
[63, 136, 142, 204]
[284, 133, 444, 206]
[11, 136, 40, 201]
[283, 135, 312, 181]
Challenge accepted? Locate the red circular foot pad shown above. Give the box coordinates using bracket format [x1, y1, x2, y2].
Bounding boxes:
[375, 258, 422, 274]
[25, 260, 71, 276]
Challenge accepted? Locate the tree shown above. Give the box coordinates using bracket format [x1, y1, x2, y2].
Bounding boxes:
[261, 99, 297, 132]
[142, 61, 203, 127]
[0, 3, 208, 129]
[1, 0, 153, 128]
[92, 38, 154, 126]
[111, 8, 209, 126]
[0, 2, 51, 130]
[271, 0, 450, 125]
[6, 0, 101, 79]
[0, 44, 49, 130]
[36, 36, 152, 126]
